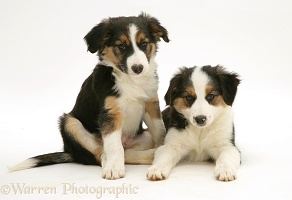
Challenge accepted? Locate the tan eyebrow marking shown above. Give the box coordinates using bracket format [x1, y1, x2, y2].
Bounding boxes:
[116, 34, 130, 45]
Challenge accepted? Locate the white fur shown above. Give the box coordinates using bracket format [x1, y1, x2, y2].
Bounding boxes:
[103, 65, 152, 178]
[120, 100, 144, 138]
[100, 28, 159, 179]
[147, 67, 240, 181]
[101, 24, 158, 101]
[113, 55, 159, 140]
[113, 58, 158, 99]
[102, 130, 125, 179]
[127, 24, 149, 76]
[144, 113, 165, 147]
[181, 67, 222, 127]
[113, 64, 158, 139]
[100, 24, 163, 179]
[9, 158, 37, 172]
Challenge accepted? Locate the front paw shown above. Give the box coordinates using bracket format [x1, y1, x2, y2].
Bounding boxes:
[102, 164, 125, 180]
[147, 165, 170, 181]
[214, 164, 237, 181]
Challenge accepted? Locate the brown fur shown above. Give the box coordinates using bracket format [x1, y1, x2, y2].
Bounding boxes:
[145, 97, 162, 119]
[102, 96, 124, 135]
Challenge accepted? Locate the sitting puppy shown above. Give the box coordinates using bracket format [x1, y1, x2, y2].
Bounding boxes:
[147, 65, 241, 181]
[11, 13, 169, 180]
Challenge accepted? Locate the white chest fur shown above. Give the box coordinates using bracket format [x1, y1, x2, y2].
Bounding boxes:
[170, 108, 234, 162]
[120, 99, 145, 137]
[114, 66, 158, 138]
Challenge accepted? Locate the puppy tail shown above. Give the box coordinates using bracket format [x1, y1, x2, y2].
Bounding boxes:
[9, 152, 74, 172]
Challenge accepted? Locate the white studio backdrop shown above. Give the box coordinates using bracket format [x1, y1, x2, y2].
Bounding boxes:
[0, 0, 292, 199]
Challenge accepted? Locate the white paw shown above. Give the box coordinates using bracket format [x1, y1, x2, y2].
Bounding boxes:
[102, 164, 125, 180]
[214, 164, 237, 182]
[147, 165, 171, 181]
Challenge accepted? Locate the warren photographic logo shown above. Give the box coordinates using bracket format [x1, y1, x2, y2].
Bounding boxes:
[1, 183, 139, 199]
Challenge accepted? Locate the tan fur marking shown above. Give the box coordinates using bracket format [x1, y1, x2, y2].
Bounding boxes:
[102, 46, 121, 68]
[125, 149, 155, 164]
[174, 97, 189, 112]
[205, 84, 227, 107]
[213, 95, 228, 107]
[145, 97, 161, 119]
[205, 85, 212, 95]
[173, 86, 196, 112]
[124, 131, 155, 164]
[136, 31, 156, 60]
[65, 114, 103, 162]
[136, 32, 147, 43]
[186, 86, 196, 96]
[103, 96, 123, 135]
[118, 34, 130, 45]
[148, 43, 156, 58]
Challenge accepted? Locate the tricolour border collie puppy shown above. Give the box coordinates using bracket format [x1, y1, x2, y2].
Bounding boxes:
[11, 13, 169, 180]
[147, 65, 241, 181]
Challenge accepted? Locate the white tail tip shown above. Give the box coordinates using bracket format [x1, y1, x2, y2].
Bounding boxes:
[9, 159, 37, 172]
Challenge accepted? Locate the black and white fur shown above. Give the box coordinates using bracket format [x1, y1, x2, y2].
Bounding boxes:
[147, 65, 241, 181]
[11, 13, 169, 180]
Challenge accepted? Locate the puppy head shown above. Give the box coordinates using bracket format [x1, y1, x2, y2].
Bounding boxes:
[165, 65, 240, 128]
[84, 13, 169, 76]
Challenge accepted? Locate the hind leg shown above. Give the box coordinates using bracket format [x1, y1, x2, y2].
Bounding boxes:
[61, 114, 103, 165]
[124, 131, 156, 165]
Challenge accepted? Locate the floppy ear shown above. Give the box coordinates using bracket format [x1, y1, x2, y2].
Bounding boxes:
[84, 19, 111, 53]
[216, 66, 240, 106]
[164, 72, 183, 105]
[139, 13, 170, 43]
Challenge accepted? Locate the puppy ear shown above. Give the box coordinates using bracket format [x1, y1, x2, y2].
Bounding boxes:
[164, 68, 189, 105]
[216, 66, 240, 106]
[139, 12, 170, 43]
[164, 74, 180, 105]
[84, 19, 111, 53]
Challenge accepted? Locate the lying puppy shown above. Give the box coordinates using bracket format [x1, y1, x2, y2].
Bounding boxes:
[147, 65, 241, 181]
[11, 13, 169, 180]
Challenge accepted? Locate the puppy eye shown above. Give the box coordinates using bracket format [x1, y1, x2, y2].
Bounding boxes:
[185, 95, 194, 101]
[141, 42, 147, 48]
[118, 44, 126, 50]
[206, 94, 215, 102]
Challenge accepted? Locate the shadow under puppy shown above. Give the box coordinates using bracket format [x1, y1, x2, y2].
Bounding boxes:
[147, 65, 241, 181]
[11, 13, 169, 180]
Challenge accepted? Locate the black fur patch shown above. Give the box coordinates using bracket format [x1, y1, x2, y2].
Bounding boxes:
[201, 65, 240, 106]
[84, 13, 169, 69]
[17, 13, 169, 169]
[162, 107, 189, 132]
[164, 67, 195, 106]
[34, 152, 74, 167]
[72, 65, 117, 130]
[59, 114, 100, 165]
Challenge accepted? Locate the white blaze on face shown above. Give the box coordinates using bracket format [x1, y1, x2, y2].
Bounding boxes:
[127, 24, 149, 76]
[190, 67, 214, 127]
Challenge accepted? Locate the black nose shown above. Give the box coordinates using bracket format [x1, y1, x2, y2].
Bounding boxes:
[131, 64, 143, 74]
[194, 115, 207, 125]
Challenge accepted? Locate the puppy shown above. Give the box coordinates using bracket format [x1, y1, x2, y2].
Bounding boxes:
[147, 65, 241, 181]
[11, 13, 169, 180]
